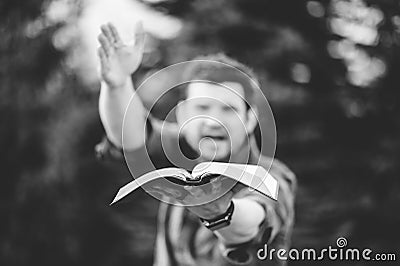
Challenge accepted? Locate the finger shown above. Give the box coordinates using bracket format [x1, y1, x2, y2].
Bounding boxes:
[101, 24, 115, 44]
[231, 183, 247, 194]
[152, 186, 180, 199]
[220, 190, 233, 202]
[97, 47, 109, 71]
[184, 186, 205, 198]
[133, 21, 145, 50]
[210, 178, 222, 194]
[108, 22, 122, 45]
[98, 34, 112, 57]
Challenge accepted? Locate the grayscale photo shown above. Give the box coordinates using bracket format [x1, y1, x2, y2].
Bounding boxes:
[1, 0, 399, 265]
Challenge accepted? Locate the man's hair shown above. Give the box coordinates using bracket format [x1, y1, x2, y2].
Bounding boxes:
[179, 53, 260, 109]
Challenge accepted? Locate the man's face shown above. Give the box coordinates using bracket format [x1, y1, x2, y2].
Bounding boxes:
[177, 81, 254, 161]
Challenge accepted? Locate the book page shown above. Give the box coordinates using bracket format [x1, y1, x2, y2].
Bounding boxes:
[193, 162, 279, 200]
[111, 167, 189, 204]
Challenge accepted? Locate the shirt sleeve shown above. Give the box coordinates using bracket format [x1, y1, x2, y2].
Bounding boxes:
[218, 158, 297, 265]
[95, 115, 178, 173]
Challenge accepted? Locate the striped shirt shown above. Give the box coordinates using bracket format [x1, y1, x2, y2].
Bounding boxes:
[96, 118, 296, 266]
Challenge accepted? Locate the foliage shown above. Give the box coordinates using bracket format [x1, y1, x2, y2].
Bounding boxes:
[1, 0, 399, 265]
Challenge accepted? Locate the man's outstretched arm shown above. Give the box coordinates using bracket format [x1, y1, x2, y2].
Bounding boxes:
[98, 22, 147, 150]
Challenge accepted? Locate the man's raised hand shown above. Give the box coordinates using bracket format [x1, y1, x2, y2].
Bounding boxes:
[97, 22, 145, 89]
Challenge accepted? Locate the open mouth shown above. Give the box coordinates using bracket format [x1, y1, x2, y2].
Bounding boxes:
[202, 134, 228, 141]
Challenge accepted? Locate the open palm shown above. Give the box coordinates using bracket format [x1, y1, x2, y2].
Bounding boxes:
[98, 22, 145, 88]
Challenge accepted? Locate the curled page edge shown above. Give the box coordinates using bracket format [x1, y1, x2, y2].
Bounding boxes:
[110, 168, 188, 205]
[193, 162, 279, 200]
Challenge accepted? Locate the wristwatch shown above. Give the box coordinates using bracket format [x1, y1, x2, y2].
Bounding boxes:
[200, 201, 235, 231]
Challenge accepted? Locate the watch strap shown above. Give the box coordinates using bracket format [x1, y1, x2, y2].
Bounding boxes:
[200, 201, 235, 231]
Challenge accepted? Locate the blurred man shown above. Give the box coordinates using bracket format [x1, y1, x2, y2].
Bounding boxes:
[96, 22, 296, 266]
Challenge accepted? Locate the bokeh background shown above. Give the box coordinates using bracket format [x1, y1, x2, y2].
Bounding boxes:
[1, 0, 400, 265]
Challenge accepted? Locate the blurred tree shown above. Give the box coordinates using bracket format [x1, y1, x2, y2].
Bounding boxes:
[2, 0, 399, 265]
[1, 0, 158, 265]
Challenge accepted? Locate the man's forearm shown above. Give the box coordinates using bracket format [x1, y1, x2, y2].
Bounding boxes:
[214, 198, 266, 245]
[99, 79, 147, 149]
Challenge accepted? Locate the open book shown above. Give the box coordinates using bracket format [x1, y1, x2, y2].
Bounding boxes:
[111, 162, 279, 205]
